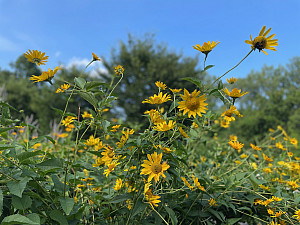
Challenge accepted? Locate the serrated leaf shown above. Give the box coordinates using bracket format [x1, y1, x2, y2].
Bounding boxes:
[74, 77, 86, 89]
[1, 214, 39, 225]
[78, 92, 98, 108]
[85, 81, 107, 91]
[12, 195, 32, 210]
[36, 158, 63, 171]
[182, 77, 203, 89]
[164, 206, 178, 225]
[49, 209, 68, 225]
[7, 177, 31, 198]
[59, 197, 75, 215]
[131, 198, 147, 217]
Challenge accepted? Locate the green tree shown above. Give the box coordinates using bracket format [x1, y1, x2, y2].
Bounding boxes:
[99, 34, 211, 123]
[226, 57, 300, 141]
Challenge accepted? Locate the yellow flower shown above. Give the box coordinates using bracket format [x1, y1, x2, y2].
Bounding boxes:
[286, 180, 299, 190]
[92, 52, 100, 61]
[169, 88, 182, 93]
[178, 127, 189, 138]
[208, 198, 218, 206]
[263, 153, 273, 162]
[114, 65, 124, 75]
[181, 177, 194, 190]
[192, 175, 205, 191]
[240, 154, 248, 159]
[268, 222, 279, 225]
[293, 209, 300, 220]
[24, 50, 49, 66]
[221, 105, 242, 122]
[227, 77, 237, 84]
[290, 137, 298, 148]
[142, 92, 171, 105]
[154, 120, 176, 132]
[103, 161, 119, 177]
[263, 168, 272, 173]
[271, 196, 282, 202]
[223, 88, 248, 99]
[178, 89, 208, 118]
[145, 188, 161, 208]
[85, 135, 100, 146]
[259, 184, 270, 191]
[220, 119, 230, 128]
[56, 83, 70, 93]
[250, 162, 258, 170]
[61, 116, 77, 126]
[250, 143, 261, 151]
[82, 111, 93, 119]
[30, 66, 60, 84]
[267, 209, 274, 215]
[114, 178, 122, 191]
[276, 142, 287, 151]
[228, 140, 244, 151]
[230, 135, 237, 141]
[116, 128, 134, 148]
[140, 152, 169, 183]
[155, 81, 167, 90]
[193, 41, 220, 56]
[245, 26, 278, 55]
[144, 109, 164, 124]
[110, 125, 121, 132]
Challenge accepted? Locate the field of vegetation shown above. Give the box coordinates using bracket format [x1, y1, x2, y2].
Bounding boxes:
[0, 26, 300, 224]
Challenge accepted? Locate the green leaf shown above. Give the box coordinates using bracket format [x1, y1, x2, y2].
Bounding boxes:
[49, 209, 68, 225]
[74, 77, 86, 89]
[102, 120, 111, 133]
[109, 194, 131, 204]
[16, 151, 43, 162]
[218, 80, 223, 90]
[85, 81, 107, 91]
[0, 190, 3, 217]
[0, 102, 17, 111]
[36, 158, 63, 171]
[51, 175, 66, 193]
[7, 177, 31, 198]
[295, 196, 300, 205]
[226, 218, 241, 225]
[207, 208, 225, 222]
[164, 206, 178, 225]
[168, 100, 179, 113]
[78, 92, 98, 108]
[0, 127, 14, 134]
[26, 214, 40, 224]
[12, 195, 32, 210]
[59, 197, 75, 215]
[182, 77, 203, 90]
[1, 214, 39, 225]
[131, 198, 147, 217]
[0, 144, 15, 151]
[203, 65, 214, 71]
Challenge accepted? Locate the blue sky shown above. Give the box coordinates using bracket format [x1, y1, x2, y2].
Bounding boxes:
[1, 0, 299, 80]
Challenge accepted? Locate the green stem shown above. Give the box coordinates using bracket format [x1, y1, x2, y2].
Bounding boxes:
[205, 49, 253, 91]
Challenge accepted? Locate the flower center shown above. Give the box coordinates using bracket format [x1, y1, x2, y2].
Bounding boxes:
[108, 151, 115, 158]
[151, 162, 162, 174]
[253, 36, 267, 51]
[33, 58, 42, 64]
[230, 89, 241, 98]
[225, 111, 233, 117]
[186, 97, 200, 111]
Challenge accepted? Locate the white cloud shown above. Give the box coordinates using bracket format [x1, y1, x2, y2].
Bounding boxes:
[0, 35, 19, 51]
[66, 57, 108, 77]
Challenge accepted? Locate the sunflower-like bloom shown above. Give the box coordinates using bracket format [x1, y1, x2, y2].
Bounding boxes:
[178, 89, 208, 118]
[140, 152, 169, 183]
[101, 146, 115, 165]
[181, 177, 194, 190]
[24, 50, 49, 66]
[56, 83, 70, 93]
[221, 105, 243, 122]
[30, 66, 60, 84]
[61, 116, 77, 126]
[192, 175, 205, 191]
[115, 65, 124, 75]
[208, 198, 218, 206]
[114, 178, 123, 191]
[144, 109, 165, 124]
[227, 77, 237, 84]
[178, 127, 189, 138]
[144, 186, 161, 208]
[169, 88, 182, 93]
[92, 52, 101, 61]
[262, 153, 273, 162]
[245, 26, 278, 55]
[228, 140, 244, 150]
[103, 161, 120, 177]
[250, 143, 261, 151]
[223, 88, 248, 99]
[154, 120, 176, 132]
[193, 41, 220, 56]
[155, 81, 167, 90]
[142, 92, 171, 104]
